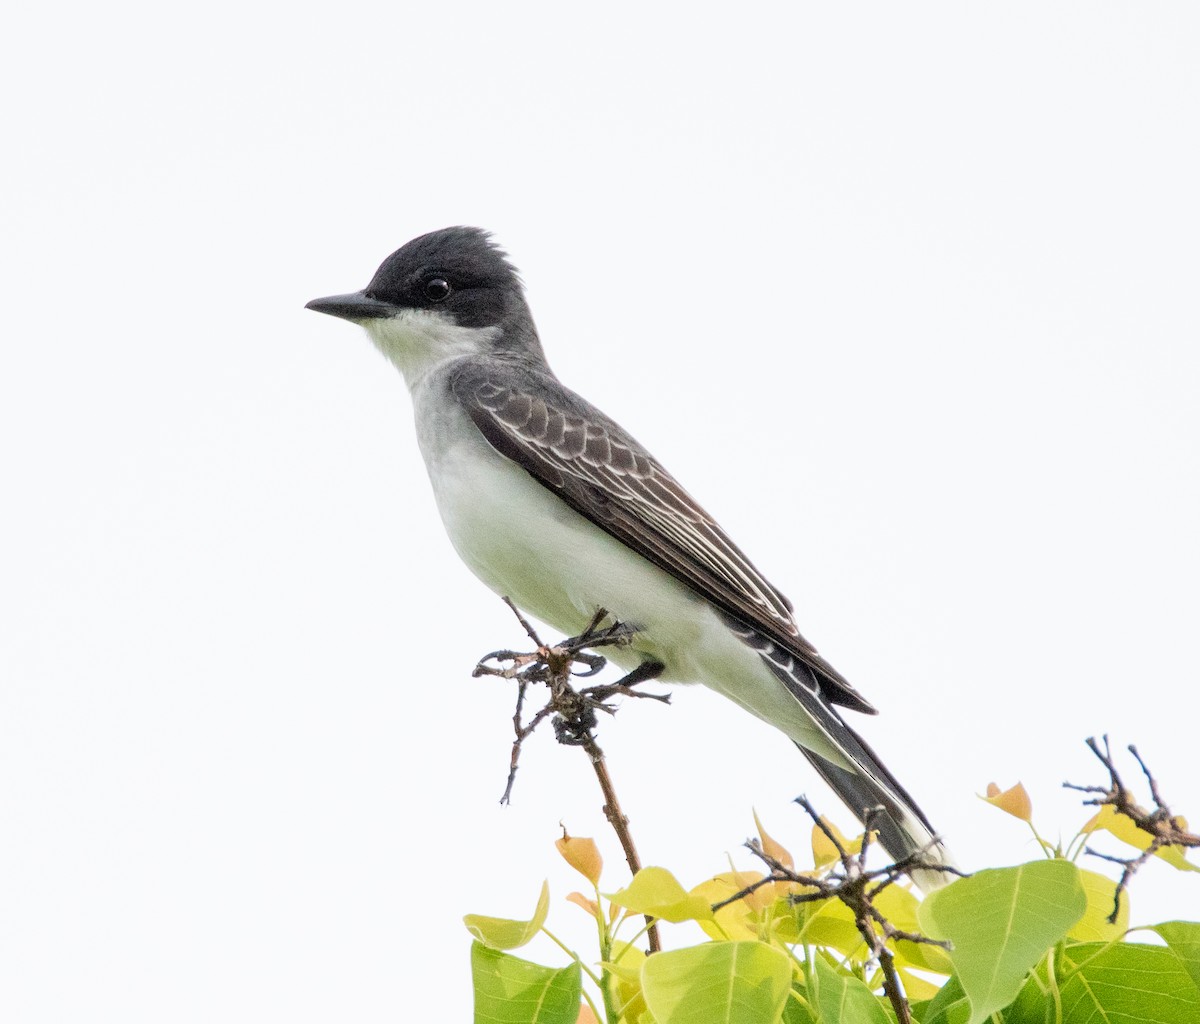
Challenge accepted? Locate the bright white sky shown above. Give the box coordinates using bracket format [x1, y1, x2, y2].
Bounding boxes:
[3, 3, 1198, 1020]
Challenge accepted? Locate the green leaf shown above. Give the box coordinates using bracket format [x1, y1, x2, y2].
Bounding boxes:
[792, 897, 864, 956]
[809, 954, 890, 1024]
[781, 994, 818, 1024]
[608, 866, 713, 923]
[917, 860, 1086, 1024]
[470, 942, 582, 1024]
[640, 940, 792, 1024]
[997, 969, 1054, 1024]
[915, 974, 970, 1024]
[464, 880, 551, 950]
[1152, 920, 1200, 994]
[1060, 941, 1200, 1023]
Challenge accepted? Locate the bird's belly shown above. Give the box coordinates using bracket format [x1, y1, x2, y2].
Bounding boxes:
[427, 434, 704, 666]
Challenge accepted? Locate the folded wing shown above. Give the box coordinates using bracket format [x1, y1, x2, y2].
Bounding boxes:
[449, 357, 875, 714]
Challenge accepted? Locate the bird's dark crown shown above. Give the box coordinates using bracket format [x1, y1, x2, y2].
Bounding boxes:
[363, 226, 523, 329]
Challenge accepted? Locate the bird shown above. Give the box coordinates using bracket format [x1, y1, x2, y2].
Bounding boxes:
[306, 226, 949, 882]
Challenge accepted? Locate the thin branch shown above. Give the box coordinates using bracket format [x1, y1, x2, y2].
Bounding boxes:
[1064, 735, 1199, 921]
[474, 602, 669, 954]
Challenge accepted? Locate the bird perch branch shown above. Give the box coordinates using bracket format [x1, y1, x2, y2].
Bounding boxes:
[473, 599, 668, 953]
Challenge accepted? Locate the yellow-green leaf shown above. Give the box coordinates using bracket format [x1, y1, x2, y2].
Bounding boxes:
[607, 867, 713, 923]
[895, 965, 942, 1002]
[873, 884, 953, 975]
[1088, 805, 1199, 872]
[691, 872, 764, 940]
[463, 880, 550, 950]
[811, 818, 864, 868]
[793, 897, 864, 956]
[1158, 845, 1200, 872]
[1067, 868, 1129, 941]
[754, 810, 795, 870]
[641, 941, 792, 1024]
[602, 940, 648, 1022]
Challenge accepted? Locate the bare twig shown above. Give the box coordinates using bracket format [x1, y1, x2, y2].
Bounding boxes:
[1064, 735, 1199, 921]
[474, 601, 668, 953]
[713, 797, 959, 1024]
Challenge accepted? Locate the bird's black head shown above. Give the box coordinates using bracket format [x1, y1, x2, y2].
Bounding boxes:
[355, 224, 525, 326]
[307, 227, 544, 374]
[361, 226, 523, 329]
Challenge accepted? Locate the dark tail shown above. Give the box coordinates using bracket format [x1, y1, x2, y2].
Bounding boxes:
[746, 635, 955, 889]
[796, 734, 954, 891]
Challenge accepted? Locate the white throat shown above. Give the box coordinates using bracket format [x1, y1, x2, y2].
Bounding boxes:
[362, 308, 499, 391]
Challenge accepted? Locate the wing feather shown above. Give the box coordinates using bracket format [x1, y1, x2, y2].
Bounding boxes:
[450, 358, 875, 713]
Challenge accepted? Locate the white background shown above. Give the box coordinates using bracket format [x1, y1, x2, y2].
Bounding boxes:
[3, 3, 1198, 1020]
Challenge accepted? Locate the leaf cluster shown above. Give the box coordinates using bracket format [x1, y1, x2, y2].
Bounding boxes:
[466, 786, 1200, 1024]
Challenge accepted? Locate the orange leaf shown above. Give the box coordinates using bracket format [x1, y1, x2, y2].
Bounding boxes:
[981, 781, 1033, 823]
[576, 1002, 600, 1024]
[556, 830, 603, 885]
[565, 891, 600, 917]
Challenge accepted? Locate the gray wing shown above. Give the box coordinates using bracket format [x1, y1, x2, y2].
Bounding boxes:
[449, 357, 875, 714]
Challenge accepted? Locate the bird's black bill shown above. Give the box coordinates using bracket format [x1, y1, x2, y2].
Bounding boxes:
[304, 291, 395, 321]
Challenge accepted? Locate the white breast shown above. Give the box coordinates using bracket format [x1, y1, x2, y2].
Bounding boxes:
[415, 385, 704, 667]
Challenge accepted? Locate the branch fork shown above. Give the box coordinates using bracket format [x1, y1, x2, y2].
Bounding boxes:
[473, 598, 668, 952]
[1065, 735, 1199, 921]
[714, 797, 960, 1024]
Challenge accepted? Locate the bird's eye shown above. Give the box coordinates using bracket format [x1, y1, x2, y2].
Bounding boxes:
[423, 277, 452, 302]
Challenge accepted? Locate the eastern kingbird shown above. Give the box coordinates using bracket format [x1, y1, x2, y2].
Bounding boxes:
[307, 227, 948, 879]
